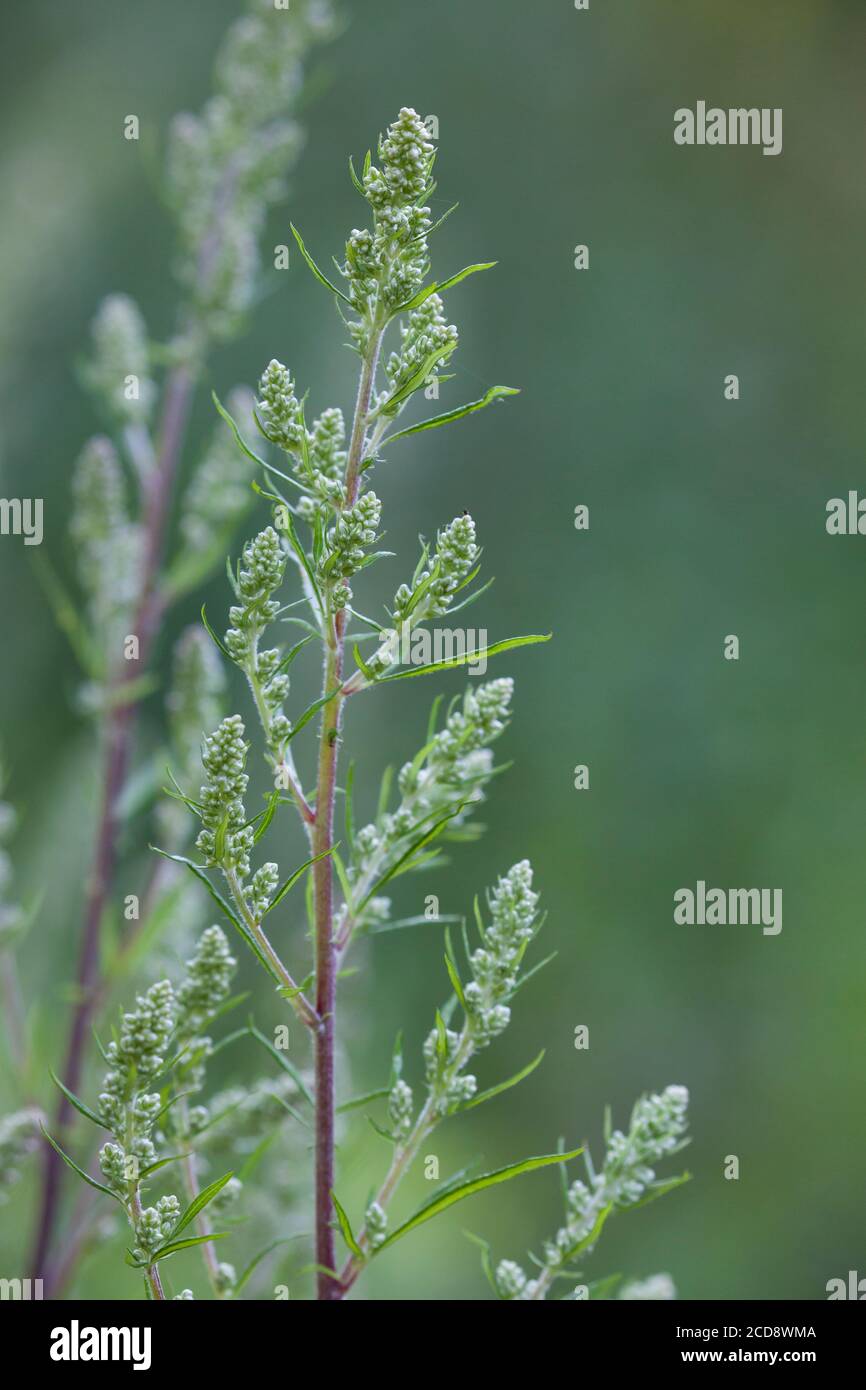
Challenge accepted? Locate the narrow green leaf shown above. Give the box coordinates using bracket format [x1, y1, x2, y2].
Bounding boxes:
[557, 1202, 614, 1265]
[376, 1149, 583, 1253]
[200, 604, 232, 659]
[234, 1238, 296, 1295]
[149, 848, 280, 985]
[247, 1022, 314, 1106]
[383, 386, 519, 446]
[169, 1171, 235, 1240]
[40, 1126, 122, 1204]
[344, 760, 356, 854]
[630, 1171, 692, 1211]
[377, 633, 551, 683]
[443, 950, 465, 1009]
[211, 390, 271, 470]
[376, 342, 457, 416]
[352, 642, 378, 684]
[419, 201, 458, 240]
[266, 845, 336, 916]
[460, 1050, 546, 1112]
[151, 1232, 229, 1262]
[275, 634, 314, 676]
[368, 912, 462, 935]
[290, 224, 353, 305]
[50, 1070, 109, 1130]
[357, 806, 464, 909]
[348, 154, 365, 195]
[511, 951, 558, 997]
[287, 687, 342, 744]
[434, 1008, 448, 1062]
[331, 1190, 363, 1258]
[30, 552, 101, 677]
[331, 849, 354, 913]
[336, 1087, 391, 1115]
[253, 789, 281, 845]
[391, 262, 497, 316]
[162, 766, 203, 815]
[463, 1230, 502, 1298]
[139, 1153, 189, 1180]
[279, 505, 323, 612]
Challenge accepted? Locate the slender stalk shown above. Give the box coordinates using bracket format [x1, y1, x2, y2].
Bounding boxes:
[29, 357, 197, 1283]
[177, 1096, 223, 1297]
[336, 1029, 474, 1296]
[311, 324, 383, 1300]
[224, 867, 318, 1030]
[130, 1189, 166, 1301]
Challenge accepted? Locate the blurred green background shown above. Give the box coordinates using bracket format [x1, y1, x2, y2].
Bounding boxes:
[1, 0, 865, 1300]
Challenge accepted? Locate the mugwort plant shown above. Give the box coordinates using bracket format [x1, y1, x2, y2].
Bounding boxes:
[6, 4, 693, 1302]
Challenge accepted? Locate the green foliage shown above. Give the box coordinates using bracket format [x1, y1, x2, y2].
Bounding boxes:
[21, 43, 694, 1303]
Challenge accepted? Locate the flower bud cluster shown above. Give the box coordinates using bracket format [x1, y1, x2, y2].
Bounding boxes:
[0, 1108, 42, 1205]
[83, 294, 155, 426]
[349, 681, 514, 928]
[196, 715, 255, 877]
[166, 0, 336, 338]
[388, 512, 479, 631]
[223, 529, 292, 758]
[71, 437, 143, 667]
[463, 860, 539, 1045]
[321, 491, 381, 581]
[342, 109, 438, 347]
[382, 295, 458, 412]
[159, 628, 226, 848]
[497, 1087, 690, 1299]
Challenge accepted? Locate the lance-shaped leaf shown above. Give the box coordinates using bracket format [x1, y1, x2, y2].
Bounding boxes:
[374, 632, 552, 684]
[390, 261, 497, 316]
[278, 506, 323, 614]
[356, 805, 466, 910]
[211, 390, 270, 471]
[265, 845, 336, 916]
[331, 1190, 363, 1257]
[30, 552, 102, 678]
[374, 1149, 583, 1254]
[459, 1049, 546, 1113]
[247, 1021, 314, 1106]
[234, 1238, 298, 1296]
[200, 603, 232, 660]
[149, 848, 281, 986]
[163, 1171, 235, 1244]
[382, 386, 520, 447]
[40, 1126, 123, 1204]
[50, 1070, 111, 1130]
[290, 224, 353, 305]
[372, 341, 457, 418]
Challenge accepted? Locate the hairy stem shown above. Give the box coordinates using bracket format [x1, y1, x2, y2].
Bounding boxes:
[312, 324, 383, 1301]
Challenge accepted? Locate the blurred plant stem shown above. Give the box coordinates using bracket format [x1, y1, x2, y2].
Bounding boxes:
[29, 351, 199, 1290]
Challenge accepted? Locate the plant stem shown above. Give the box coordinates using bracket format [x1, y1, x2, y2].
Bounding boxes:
[224, 867, 318, 1030]
[130, 1187, 166, 1301]
[177, 1097, 223, 1298]
[311, 324, 383, 1301]
[336, 1028, 475, 1296]
[29, 356, 197, 1284]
